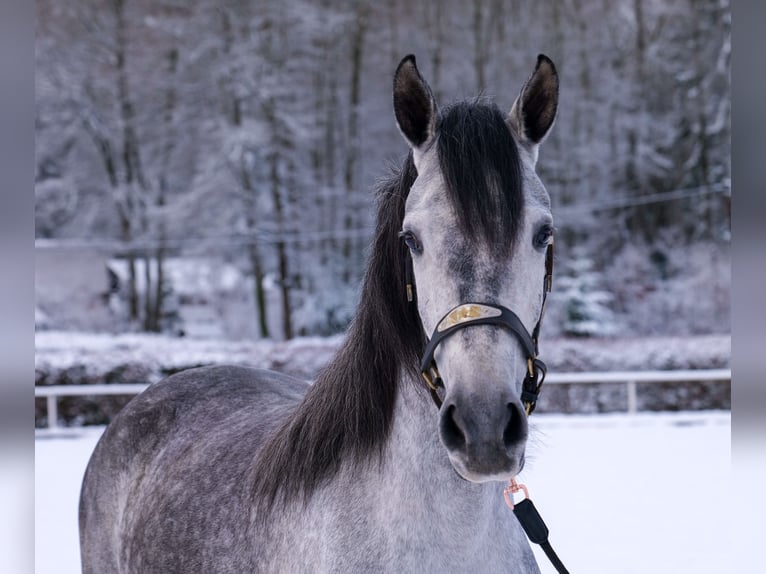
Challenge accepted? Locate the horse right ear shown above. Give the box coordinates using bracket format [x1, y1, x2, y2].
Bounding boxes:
[508, 54, 559, 161]
[393, 55, 437, 161]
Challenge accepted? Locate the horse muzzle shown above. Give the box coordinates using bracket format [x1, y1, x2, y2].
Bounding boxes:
[438, 387, 528, 482]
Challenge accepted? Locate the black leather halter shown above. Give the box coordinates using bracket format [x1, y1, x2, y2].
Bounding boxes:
[407, 243, 554, 415]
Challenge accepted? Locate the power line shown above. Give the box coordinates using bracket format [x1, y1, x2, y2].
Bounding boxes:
[35, 185, 728, 251]
[557, 184, 728, 216]
[34, 227, 377, 252]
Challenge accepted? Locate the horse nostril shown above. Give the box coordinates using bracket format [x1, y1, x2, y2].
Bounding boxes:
[503, 403, 524, 448]
[440, 404, 466, 451]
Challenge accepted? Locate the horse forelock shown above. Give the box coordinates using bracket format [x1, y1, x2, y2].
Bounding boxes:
[251, 153, 425, 518]
[436, 99, 524, 257]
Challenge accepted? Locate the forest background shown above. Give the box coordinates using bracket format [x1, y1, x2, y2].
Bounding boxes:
[35, 0, 731, 342]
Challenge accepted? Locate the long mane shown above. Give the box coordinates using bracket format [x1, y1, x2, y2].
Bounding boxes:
[252, 153, 425, 513]
[252, 99, 524, 515]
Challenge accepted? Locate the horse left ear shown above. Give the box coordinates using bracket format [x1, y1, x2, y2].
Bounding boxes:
[393, 55, 438, 162]
[508, 54, 559, 155]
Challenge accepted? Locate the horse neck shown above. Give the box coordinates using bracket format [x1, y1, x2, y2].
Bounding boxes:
[375, 375, 510, 544]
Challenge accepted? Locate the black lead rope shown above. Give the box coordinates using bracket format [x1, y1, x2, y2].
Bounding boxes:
[512, 498, 570, 574]
[504, 481, 570, 573]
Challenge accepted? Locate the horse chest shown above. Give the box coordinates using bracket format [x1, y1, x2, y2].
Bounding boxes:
[259, 480, 538, 574]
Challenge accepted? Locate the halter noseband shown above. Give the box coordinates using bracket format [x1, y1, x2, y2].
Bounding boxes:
[407, 243, 553, 415]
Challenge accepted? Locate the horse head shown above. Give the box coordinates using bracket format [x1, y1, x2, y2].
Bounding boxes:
[393, 54, 558, 482]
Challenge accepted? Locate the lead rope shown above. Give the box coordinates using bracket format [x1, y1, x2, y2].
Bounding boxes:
[504, 479, 570, 574]
[510, 242, 569, 573]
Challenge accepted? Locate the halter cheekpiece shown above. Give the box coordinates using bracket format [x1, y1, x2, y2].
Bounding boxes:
[407, 242, 554, 415]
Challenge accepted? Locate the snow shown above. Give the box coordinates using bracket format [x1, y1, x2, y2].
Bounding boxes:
[35, 411, 730, 573]
[35, 330, 729, 387]
[523, 412, 730, 572]
[35, 330, 345, 384]
[107, 257, 245, 298]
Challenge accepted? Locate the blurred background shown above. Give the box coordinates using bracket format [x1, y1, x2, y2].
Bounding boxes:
[35, 0, 730, 425]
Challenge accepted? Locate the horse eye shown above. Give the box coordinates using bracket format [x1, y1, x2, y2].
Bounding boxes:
[533, 224, 553, 250]
[399, 230, 422, 253]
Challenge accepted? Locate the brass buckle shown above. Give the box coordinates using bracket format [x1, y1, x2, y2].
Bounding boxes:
[545, 241, 554, 292]
[524, 357, 538, 415]
[422, 364, 442, 392]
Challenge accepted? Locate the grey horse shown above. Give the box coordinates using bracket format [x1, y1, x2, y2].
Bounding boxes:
[80, 53, 559, 573]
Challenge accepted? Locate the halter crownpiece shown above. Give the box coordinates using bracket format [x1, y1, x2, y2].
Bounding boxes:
[408, 242, 553, 414]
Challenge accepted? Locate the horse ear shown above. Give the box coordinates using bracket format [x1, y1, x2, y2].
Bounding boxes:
[393, 55, 437, 158]
[508, 54, 559, 153]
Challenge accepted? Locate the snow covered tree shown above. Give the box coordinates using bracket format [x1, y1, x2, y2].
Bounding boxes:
[35, 0, 730, 339]
[558, 247, 620, 338]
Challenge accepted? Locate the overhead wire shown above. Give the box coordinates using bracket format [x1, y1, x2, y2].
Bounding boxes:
[35, 185, 729, 251]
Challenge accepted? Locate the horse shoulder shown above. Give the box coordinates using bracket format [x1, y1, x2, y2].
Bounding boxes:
[80, 365, 307, 573]
[86, 365, 307, 475]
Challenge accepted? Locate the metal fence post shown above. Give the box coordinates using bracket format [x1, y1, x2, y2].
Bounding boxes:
[47, 395, 58, 430]
[627, 380, 637, 415]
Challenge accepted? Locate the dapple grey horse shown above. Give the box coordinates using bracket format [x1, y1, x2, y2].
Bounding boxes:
[80, 53, 559, 573]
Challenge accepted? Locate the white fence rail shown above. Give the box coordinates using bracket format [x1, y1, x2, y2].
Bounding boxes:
[35, 369, 731, 429]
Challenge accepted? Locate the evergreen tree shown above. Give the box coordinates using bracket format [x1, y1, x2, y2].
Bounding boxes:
[558, 247, 619, 337]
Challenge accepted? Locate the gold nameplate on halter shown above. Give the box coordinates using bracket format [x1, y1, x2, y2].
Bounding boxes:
[436, 304, 502, 333]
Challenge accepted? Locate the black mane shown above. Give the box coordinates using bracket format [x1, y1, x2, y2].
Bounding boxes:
[252, 154, 425, 514]
[437, 99, 524, 256]
[252, 99, 524, 515]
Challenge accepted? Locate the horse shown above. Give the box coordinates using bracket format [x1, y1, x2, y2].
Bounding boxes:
[79, 53, 559, 573]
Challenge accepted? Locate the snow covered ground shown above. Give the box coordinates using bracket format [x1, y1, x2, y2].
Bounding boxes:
[35, 411, 730, 573]
[35, 331, 730, 381]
